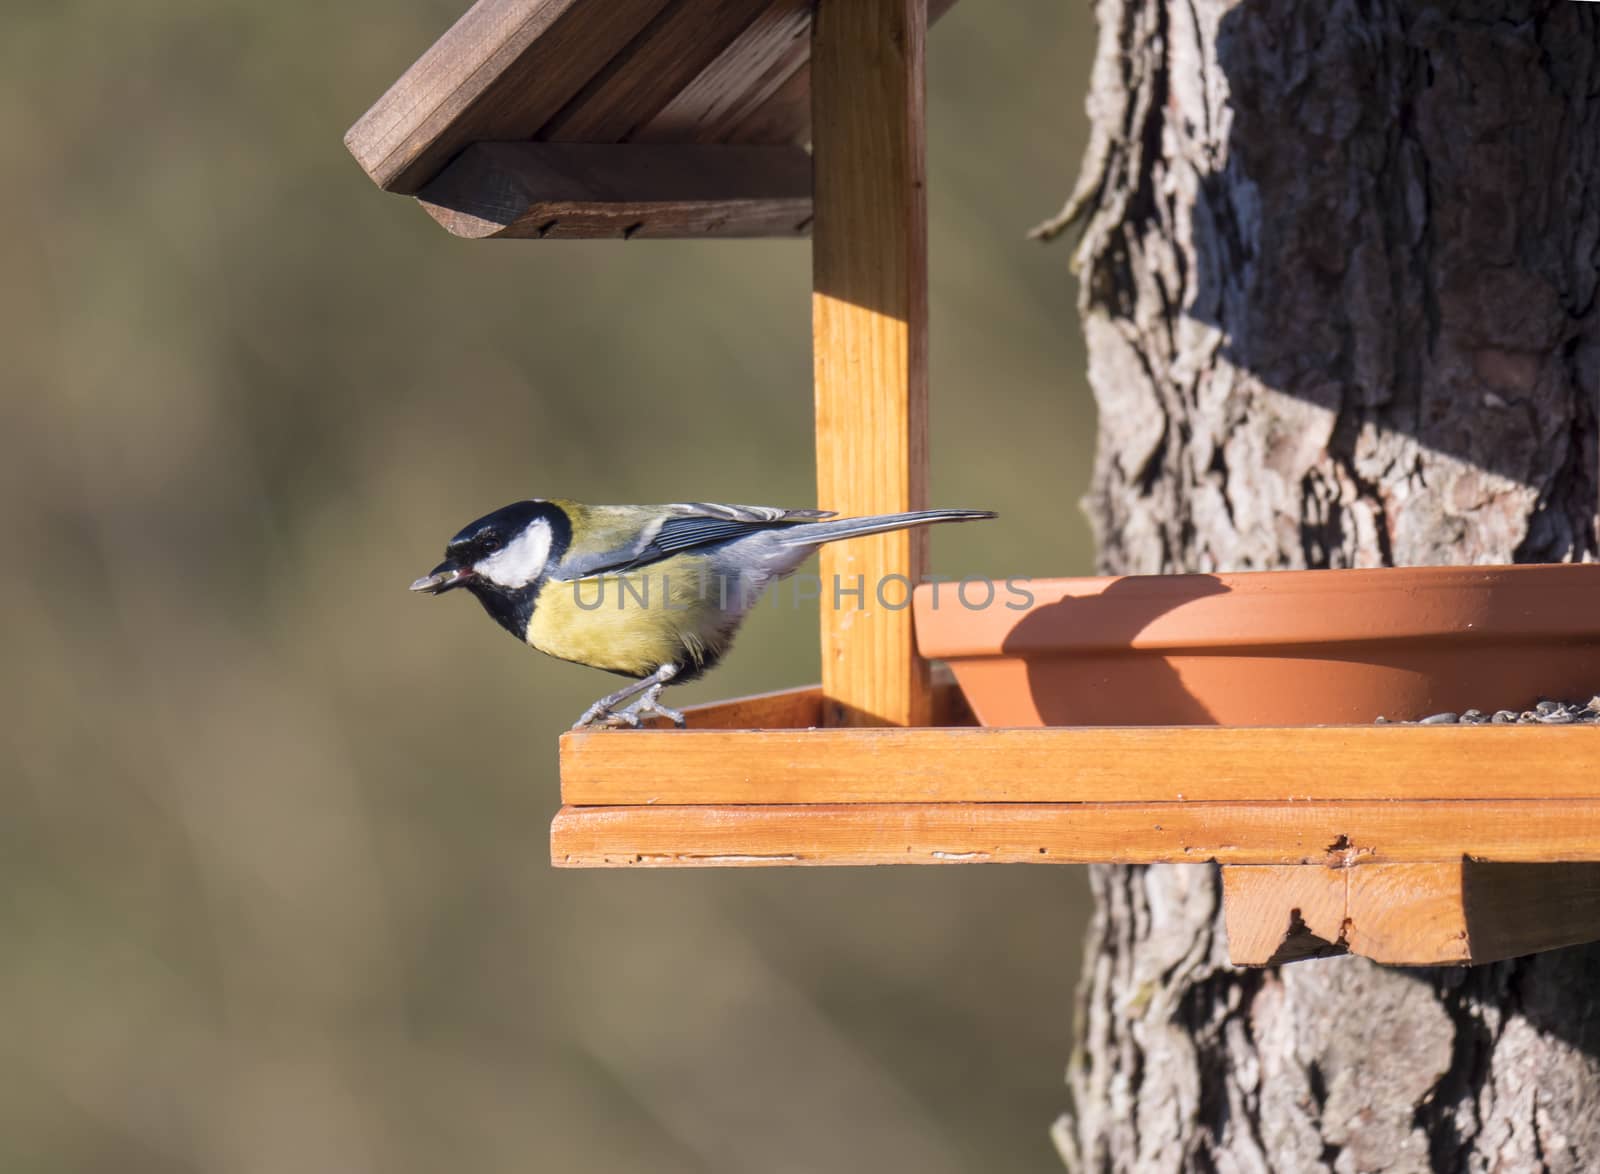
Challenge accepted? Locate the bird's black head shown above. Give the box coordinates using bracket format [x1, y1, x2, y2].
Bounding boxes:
[410, 500, 572, 638]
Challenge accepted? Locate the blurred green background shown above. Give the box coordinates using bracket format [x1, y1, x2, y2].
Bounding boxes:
[3, 1, 1099, 1170]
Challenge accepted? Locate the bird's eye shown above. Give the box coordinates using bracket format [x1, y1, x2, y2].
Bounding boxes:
[449, 531, 501, 562]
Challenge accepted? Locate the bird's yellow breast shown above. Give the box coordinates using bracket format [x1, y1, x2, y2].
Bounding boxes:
[527, 556, 735, 678]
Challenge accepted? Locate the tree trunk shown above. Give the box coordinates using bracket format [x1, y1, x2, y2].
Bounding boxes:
[1045, 0, 1600, 1169]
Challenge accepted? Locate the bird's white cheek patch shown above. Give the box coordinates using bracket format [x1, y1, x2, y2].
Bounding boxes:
[476, 522, 552, 588]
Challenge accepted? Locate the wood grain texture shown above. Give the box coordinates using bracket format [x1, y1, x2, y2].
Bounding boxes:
[1222, 862, 1600, 966]
[726, 60, 813, 145]
[550, 800, 1600, 868]
[636, 684, 823, 729]
[677, 0, 960, 145]
[626, 675, 967, 729]
[810, 0, 930, 727]
[539, 0, 773, 142]
[559, 722, 1600, 805]
[1457, 860, 1600, 962]
[1220, 864, 1353, 964]
[628, 0, 812, 143]
[344, 0, 670, 193]
[416, 143, 811, 239]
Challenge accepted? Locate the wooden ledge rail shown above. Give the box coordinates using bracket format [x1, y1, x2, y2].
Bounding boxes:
[549, 800, 1600, 868]
[559, 723, 1600, 805]
[638, 683, 825, 730]
[416, 143, 813, 239]
[1222, 862, 1600, 966]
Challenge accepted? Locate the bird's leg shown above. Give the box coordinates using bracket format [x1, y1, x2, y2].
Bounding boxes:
[572, 676, 655, 730]
[572, 664, 680, 730]
[603, 666, 684, 730]
[630, 678, 686, 729]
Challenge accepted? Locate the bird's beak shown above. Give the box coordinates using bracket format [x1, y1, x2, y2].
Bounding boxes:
[410, 560, 474, 595]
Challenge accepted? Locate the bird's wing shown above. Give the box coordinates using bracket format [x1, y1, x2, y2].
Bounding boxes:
[553, 503, 834, 580]
[656, 501, 838, 527]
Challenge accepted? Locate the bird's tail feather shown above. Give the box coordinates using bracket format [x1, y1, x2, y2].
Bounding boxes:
[774, 508, 996, 547]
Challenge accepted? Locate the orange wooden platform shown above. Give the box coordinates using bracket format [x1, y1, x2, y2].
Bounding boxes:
[549, 685, 1600, 964]
[551, 685, 1600, 875]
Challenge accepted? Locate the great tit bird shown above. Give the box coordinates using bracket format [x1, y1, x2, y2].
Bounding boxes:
[411, 499, 995, 729]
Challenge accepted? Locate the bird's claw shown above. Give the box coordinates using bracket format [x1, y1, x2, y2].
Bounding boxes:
[571, 697, 684, 731]
[629, 683, 686, 729]
[573, 709, 635, 731]
[634, 697, 686, 728]
[572, 703, 623, 730]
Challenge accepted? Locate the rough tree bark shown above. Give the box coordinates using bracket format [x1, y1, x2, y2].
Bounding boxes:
[1041, 1, 1600, 1170]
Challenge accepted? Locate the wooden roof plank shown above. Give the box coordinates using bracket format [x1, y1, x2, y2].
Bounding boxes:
[632, 0, 813, 143]
[559, 723, 1600, 805]
[720, 0, 958, 144]
[346, 0, 673, 193]
[416, 142, 812, 239]
[549, 800, 1600, 868]
[540, 0, 776, 143]
[723, 58, 813, 144]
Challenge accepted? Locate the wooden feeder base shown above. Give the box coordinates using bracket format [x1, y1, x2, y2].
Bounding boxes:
[1222, 862, 1600, 966]
[551, 683, 1600, 965]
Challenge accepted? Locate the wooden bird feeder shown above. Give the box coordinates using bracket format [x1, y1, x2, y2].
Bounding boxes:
[350, 0, 1600, 967]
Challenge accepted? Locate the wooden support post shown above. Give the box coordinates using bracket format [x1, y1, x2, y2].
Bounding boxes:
[1221, 862, 1600, 966]
[810, 0, 930, 728]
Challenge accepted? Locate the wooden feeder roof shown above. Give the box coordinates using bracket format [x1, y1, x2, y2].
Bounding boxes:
[345, 0, 954, 238]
